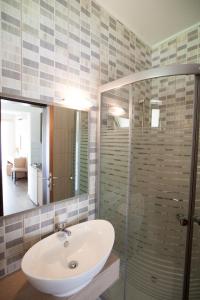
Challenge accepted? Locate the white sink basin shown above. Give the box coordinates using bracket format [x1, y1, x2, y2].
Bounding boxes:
[21, 219, 115, 297]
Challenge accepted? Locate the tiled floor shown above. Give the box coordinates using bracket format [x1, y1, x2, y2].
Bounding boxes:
[3, 174, 36, 215]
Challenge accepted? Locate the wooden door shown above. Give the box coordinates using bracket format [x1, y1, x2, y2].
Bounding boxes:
[49, 106, 75, 202]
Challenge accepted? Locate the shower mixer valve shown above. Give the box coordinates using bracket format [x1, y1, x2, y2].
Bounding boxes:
[176, 214, 188, 226]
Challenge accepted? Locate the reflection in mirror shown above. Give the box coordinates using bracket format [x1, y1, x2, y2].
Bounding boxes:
[0, 99, 89, 216]
[1, 100, 44, 215]
[51, 107, 88, 202]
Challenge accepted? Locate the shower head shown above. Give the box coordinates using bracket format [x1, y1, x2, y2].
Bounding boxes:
[150, 99, 162, 105]
[138, 99, 145, 104]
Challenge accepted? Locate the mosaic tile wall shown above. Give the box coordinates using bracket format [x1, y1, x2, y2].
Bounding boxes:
[152, 23, 200, 67]
[0, 0, 151, 278]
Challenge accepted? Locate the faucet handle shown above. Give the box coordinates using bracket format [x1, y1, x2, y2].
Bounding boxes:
[56, 223, 63, 231]
[56, 222, 68, 231]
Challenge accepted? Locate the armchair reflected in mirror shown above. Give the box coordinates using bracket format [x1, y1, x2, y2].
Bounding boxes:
[0, 98, 89, 216]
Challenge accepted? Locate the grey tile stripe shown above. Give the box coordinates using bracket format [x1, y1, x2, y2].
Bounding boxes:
[40, 71, 54, 81]
[23, 66, 39, 77]
[91, 1, 100, 11]
[55, 24, 68, 35]
[40, 95, 54, 102]
[2, 87, 21, 96]
[40, 24, 54, 36]
[40, 79, 52, 88]
[69, 32, 80, 43]
[2, 60, 20, 72]
[70, 5, 80, 17]
[81, 26, 90, 36]
[7, 253, 23, 265]
[1, 12, 20, 27]
[55, 62, 67, 71]
[23, 58, 39, 69]
[56, 0, 68, 8]
[89, 209, 95, 215]
[41, 219, 54, 228]
[68, 210, 78, 218]
[5, 222, 22, 233]
[6, 238, 23, 249]
[81, 7, 90, 17]
[40, 40, 54, 51]
[1, 22, 20, 36]
[25, 224, 40, 234]
[22, 23, 38, 36]
[2, 69, 20, 80]
[79, 207, 88, 214]
[69, 18, 80, 29]
[81, 39, 90, 47]
[55, 39, 68, 49]
[81, 65, 89, 72]
[55, 208, 66, 216]
[40, 205, 54, 213]
[40, 56, 54, 66]
[40, 0, 54, 14]
[69, 53, 80, 62]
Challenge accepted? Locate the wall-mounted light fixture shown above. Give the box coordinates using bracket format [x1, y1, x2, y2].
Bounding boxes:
[56, 87, 93, 111]
[109, 106, 126, 116]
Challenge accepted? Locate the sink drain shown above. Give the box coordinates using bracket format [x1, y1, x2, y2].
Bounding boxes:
[68, 260, 78, 269]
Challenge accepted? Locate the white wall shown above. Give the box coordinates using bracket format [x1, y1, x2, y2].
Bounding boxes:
[30, 111, 42, 164]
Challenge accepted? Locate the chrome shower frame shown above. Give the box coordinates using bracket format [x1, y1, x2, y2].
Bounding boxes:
[97, 64, 200, 300]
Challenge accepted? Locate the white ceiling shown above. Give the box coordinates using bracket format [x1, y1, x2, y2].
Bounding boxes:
[98, 0, 200, 46]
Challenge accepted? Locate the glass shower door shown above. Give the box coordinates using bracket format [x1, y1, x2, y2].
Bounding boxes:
[99, 85, 130, 300]
[126, 75, 195, 300]
[188, 76, 200, 300]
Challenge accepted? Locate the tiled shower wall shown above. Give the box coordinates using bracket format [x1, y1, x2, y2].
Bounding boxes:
[0, 0, 151, 277]
[152, 23, 200, 67]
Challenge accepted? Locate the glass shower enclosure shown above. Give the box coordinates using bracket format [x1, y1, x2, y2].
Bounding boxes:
[98, 64, 200, 300]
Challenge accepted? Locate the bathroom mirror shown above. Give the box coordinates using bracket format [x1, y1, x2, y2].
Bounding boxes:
[0, 98, 88, 216]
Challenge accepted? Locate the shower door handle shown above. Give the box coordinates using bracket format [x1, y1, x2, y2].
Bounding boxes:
[176, 214, 188, 226]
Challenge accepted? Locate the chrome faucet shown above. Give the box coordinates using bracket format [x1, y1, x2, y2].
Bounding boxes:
[56, 222, 72, 237]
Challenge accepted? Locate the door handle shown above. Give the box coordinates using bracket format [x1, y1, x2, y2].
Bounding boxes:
[41, 173, 58, 191]
[176, 214, 188, 226]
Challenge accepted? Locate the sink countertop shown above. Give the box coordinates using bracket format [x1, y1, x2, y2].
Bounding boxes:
[0, 253, 119, 300]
